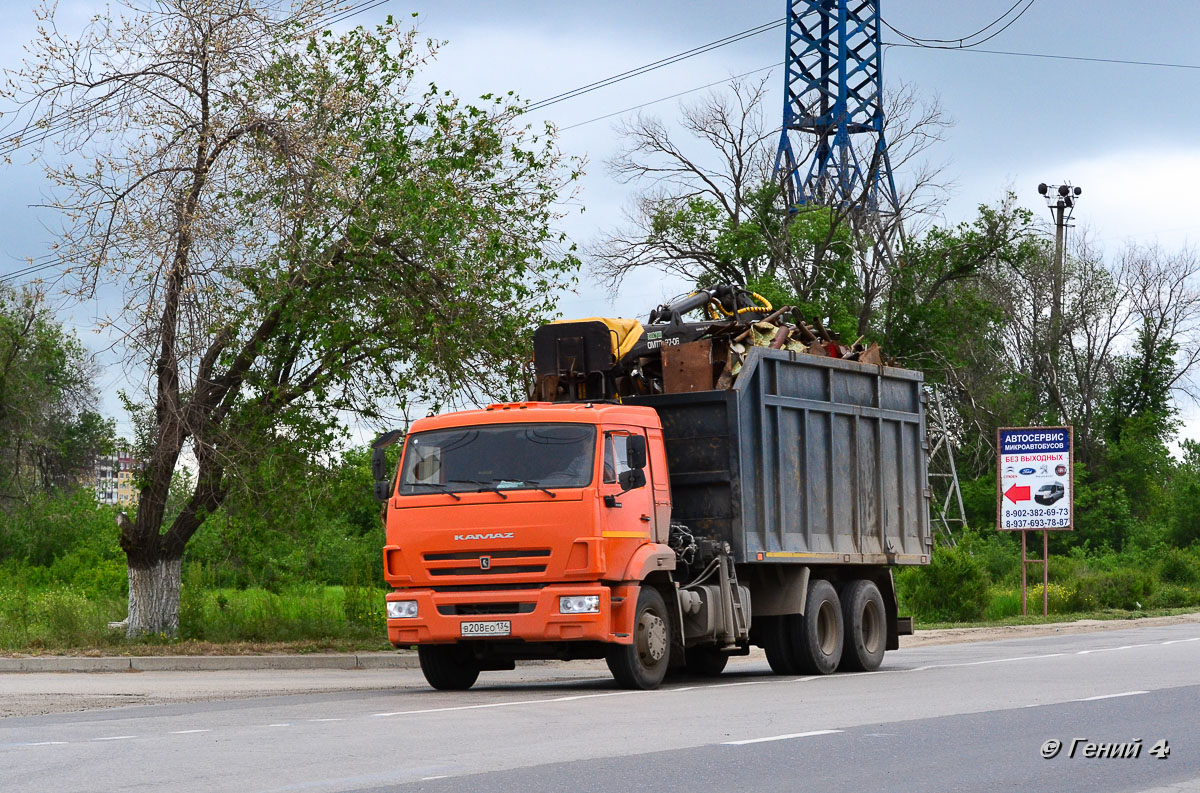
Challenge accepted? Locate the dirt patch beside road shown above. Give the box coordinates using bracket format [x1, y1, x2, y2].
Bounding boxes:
[900, 611, 1200, 647]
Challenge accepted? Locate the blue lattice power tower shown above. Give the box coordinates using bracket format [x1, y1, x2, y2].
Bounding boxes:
[774, 0, 900, 213]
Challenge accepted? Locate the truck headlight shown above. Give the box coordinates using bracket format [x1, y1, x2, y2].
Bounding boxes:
[387, 600, 418, 619]
[559, 595, 600, 614]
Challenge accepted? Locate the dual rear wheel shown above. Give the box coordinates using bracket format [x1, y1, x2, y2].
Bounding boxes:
[763, 578, 886, 675]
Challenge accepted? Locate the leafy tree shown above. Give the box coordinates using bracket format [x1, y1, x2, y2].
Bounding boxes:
[5, 3, 579, 636]
[0, 285, 113, 500]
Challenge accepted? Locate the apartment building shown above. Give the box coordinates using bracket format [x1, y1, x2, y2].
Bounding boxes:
[93, 449, 140, 507]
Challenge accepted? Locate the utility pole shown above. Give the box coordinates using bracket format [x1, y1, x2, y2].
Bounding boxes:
[1037, 182, 1082, 365]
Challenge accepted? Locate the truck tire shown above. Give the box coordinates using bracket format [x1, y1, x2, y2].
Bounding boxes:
[762, 615, 802, 675]
[606, 587, 671, 689]
[839, 579, 886, 672]
[684, 646, 729, 677]
[418, 644, 481, 690]
[793, 579, 844, 675]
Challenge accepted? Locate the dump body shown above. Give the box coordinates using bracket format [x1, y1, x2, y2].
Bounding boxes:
[631, 346, 931, 566]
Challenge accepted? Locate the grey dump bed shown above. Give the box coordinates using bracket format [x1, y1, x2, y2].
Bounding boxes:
[631, 347, 931, 566]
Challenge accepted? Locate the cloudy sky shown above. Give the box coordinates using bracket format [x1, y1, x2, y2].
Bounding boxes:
[3, 0, 1199, 441]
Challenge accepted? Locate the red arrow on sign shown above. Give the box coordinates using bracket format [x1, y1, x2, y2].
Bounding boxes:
[1005, 484, 1031, 504]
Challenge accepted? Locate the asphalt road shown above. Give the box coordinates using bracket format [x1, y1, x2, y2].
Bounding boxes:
[2, 623, 1198, 793]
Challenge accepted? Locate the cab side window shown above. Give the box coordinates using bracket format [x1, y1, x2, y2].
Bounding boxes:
[603, 433, 631, 484]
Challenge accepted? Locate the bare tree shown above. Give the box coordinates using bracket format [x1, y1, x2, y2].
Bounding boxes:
[1120, 244, 1200, 402]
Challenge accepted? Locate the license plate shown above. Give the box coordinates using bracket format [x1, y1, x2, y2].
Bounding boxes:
[460, 620, 511, 637]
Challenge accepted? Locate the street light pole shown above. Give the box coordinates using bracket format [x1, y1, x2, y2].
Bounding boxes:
[1037, 182, 1082, 367]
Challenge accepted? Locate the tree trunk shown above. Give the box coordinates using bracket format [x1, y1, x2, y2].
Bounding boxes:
[125, 556, 182, 638]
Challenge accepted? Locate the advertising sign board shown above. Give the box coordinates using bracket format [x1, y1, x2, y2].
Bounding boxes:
[996, 426, 1073, 531]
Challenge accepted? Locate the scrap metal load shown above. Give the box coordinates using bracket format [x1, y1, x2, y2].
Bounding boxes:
[532, 284, 888, 402]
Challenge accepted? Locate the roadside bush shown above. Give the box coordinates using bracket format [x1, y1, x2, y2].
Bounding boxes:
[897, 544, 990, 622]
[1069, 568, 1155, 611]
[1147, 584, 1200, 609]
[958, 529, 1020, 586]
[1158, 547, 1199, 585]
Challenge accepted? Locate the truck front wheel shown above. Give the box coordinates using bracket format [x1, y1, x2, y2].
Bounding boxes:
[839, 579, 886, 672]
[793, 579, 844, 675]
[607, 587, 671, 689]
[418, 644, 481, 690]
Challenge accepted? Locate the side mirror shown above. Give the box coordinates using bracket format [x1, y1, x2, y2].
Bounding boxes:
[618, 468, 646, 492]
[626, 435, 647, 470]
[371, 429, 404, 503]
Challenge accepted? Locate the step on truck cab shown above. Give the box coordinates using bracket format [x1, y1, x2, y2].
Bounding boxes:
[375, 340, 931, 691]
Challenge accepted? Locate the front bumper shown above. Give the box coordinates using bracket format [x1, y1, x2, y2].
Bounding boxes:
[386, 583, 636, 646]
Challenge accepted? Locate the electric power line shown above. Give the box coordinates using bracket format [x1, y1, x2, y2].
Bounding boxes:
[558, 40, 1200, 133]
[526, 17, 784, 113]
[560, 64, 777, 132]
[883, 0, 1038, 50]
[885, 41, 1200, 71]
[894, 0, 1027, 44]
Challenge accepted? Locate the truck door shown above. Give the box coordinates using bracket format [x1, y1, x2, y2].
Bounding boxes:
[601, 429, 655, 543]
[647, 428, 671, 543]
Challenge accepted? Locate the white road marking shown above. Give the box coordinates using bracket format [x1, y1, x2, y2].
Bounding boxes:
[1078, 644, 1153, 654]
[421, 776, 450, 781]
[1075, 690, 1148, 701]
[268, 723, 290, 727]
[1161, 637, 1200, 645]
[724, 729, 843, 745]
[373, 690, 639, 718]
[26, 741, 67, 746]
[169, 729, 210, 735]
[910, 652, 1066, 672]
[92, 735, 136, 741]
[707, 681, 765, 688]
[308, 718, 344, 722]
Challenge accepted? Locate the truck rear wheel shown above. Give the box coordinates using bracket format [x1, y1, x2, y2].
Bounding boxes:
[418, 644, 481, 690]
[606, 586, 670, 689]
[684, 646, 729, 677]
[793, 579, 844, 675]
[839, 579, 886, 672]
[763, 615, 802, 675]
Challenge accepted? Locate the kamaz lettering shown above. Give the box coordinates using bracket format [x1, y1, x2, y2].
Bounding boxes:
[453, 532, 514, 541]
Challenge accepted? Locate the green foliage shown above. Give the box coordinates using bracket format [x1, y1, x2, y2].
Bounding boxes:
[897, 545, 990, 622]
[1072, 479, 1136, 551]
[1158, 547, 1199, 584]
[0, 286, 114, 499]
[0, 489, 123, 571]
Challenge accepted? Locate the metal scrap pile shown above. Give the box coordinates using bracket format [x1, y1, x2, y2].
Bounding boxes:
[723, 305, 883, 375]
[530, 285, 893, 402]
[661, 306, 886, 394]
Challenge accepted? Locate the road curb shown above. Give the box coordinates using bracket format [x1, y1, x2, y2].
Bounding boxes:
[0, 652, 419, 673]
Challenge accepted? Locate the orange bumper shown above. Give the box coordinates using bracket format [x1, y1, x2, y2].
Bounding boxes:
[386, 583, 638, 646]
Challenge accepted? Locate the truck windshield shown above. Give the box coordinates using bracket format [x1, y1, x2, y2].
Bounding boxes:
[398, 423, 596, 495]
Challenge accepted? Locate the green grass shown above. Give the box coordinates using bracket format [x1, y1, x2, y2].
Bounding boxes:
[0, 581, 391, 653]
[915, 605, 1200, 631]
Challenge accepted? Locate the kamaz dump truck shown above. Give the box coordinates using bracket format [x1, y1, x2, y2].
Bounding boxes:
[373, 288, 931, 690]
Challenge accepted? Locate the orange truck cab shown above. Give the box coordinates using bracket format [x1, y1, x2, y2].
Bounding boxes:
[379, 401, 678, 689]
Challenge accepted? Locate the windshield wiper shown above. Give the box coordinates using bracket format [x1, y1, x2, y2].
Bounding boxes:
[448, 479, 508, 499]
[407, 482, 462, 501]
[522, 480, 558, 498]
